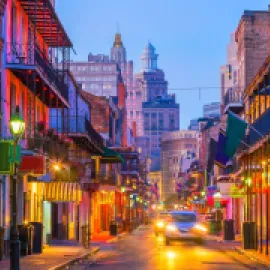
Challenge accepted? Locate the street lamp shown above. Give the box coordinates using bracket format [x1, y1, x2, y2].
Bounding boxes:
[9, 106, 25, 270]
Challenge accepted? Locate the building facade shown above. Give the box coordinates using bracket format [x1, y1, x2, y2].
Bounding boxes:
[161, 130, 199, 201]
[236, 6, 270, 90]
[188, 119, 199, 131]
[220, 32, 240, 114]
[143, 95, 180, 155]
[69, 57, 120, 97]
[203, 102, 221, 118]
[135, 43, 168, 103]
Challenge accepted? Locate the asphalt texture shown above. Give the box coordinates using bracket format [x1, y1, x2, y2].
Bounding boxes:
[68, 225, 269, 270]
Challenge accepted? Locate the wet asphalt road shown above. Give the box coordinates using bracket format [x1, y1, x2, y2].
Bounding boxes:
[69, 225, 268, 270]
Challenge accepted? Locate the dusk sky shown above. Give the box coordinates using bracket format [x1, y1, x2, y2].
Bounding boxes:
[56, 0, 270, 129]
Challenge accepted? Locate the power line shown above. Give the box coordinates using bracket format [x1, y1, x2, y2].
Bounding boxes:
[168, 87, 220, 91]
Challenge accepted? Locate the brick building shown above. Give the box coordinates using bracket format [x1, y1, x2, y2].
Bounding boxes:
[236, 6, 270, 90]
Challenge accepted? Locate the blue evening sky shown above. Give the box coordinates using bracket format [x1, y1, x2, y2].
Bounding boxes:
[56, 0, 270, 129]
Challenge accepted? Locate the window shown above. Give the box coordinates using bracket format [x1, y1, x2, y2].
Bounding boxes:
[151, 113, 157, 118]
[144, 113, 149, 118]
[136, 111, 140, 116]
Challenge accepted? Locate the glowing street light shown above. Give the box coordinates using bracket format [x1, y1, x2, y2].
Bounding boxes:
[53, 163, 61, 171]
[9, 106, 25, 141]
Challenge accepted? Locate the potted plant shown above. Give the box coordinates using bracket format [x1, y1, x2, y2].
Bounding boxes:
[36, 121, 46, 133]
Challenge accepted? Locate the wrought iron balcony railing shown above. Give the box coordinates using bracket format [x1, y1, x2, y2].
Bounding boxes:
[91, 171, 119, 186]
[6, 42, 68, 101]
[249, 107, 270, 146]
[223, 89, 243, 107]
[49, 115, 104, 151]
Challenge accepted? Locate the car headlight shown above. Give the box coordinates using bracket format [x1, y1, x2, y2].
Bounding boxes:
[166, 224, 178, 232]
[156, 221, 165, 228]
[194, 224, 207, 232]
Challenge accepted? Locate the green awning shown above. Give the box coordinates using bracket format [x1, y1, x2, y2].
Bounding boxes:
[100, 147, 124, 163]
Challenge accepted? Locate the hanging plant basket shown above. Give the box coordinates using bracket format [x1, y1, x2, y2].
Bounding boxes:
[36, 121, 46, 133]
[47, 128, 54, 137]
[52, 134, 59, 141]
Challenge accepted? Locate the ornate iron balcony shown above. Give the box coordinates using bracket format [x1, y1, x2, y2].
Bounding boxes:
[6, 42, 69, 102]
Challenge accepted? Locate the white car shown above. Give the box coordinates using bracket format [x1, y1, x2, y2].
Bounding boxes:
[164, 211, 207, 245]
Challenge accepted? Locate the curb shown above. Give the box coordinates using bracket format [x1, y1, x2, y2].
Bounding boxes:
[208, 236, 270, 268]
[48, 247, 100, 270]
[234, 246, 270, 268]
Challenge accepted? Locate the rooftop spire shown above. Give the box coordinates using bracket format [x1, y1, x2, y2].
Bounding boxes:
[113, 33, 123, 48]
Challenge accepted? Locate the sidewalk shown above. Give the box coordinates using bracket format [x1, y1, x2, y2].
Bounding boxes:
[207, 234, 270, 268]
[0, 244, 99, 270]
[91, 231, 128, 245]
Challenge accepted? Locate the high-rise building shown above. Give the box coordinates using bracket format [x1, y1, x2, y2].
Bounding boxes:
[69, 33, 133, 100]
[69, 58, 120, 97]
[188, 119, 199, 131]
[134, 43, 179, 161]
[135, 43, 168, 102]
[236, 6, 270, 90]
[220, 33, 239, 111]
[143, 95, 180, 154]
[110, 33, 127, 63]
[161, 130, 199, 201]
[203, 102, 221, 118]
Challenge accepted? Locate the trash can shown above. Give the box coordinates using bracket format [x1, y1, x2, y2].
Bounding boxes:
[27, 225, 34, 255]
[109, 221, 117, 236]
[242, 222, 256, 249]
[0, 227, 4, 261]
[18, 225, 30, 256]
[223, 219, 235, 240]
[30, 222, 43, 253]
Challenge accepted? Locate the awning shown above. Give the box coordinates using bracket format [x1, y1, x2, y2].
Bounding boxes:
[99, 147, 124, 163]
[28, 173, 52, 182]
[43, 182, 82, 203]
[18, 156, 45, 176]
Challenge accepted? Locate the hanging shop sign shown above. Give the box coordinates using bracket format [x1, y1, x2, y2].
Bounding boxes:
[229, 184, 245, 198]
[0, 141, 16, 175]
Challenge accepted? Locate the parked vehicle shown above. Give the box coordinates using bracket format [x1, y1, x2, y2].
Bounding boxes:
[164, 211, 207, 245]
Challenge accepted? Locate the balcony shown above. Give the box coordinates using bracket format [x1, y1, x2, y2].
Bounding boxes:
[50, 115, 104, 154]
[6, 43, 69, 107]
[249, 107, 270, 146]
[91, 171, 119, 186]
[223, 89, 243, 114]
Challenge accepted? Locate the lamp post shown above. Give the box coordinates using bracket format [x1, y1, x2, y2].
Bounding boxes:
[9, 106, 25, 270]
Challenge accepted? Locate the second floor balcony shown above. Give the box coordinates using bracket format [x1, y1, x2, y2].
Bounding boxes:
[223, 88, 243, 114]
[6, 42, 69, 107]
[50, 115, 104, 154]
[91, 170, 119, 186]
[249, 107, 270, 146]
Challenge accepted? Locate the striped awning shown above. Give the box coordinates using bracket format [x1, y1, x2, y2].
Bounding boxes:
[43, 182, 82, 203]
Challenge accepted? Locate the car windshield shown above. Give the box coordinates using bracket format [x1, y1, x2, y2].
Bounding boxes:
[171, 213, 196, 222]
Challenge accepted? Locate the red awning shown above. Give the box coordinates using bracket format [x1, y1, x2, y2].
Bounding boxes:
[18, 156, 45, 176]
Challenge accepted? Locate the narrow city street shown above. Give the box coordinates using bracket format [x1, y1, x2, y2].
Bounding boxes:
[69, 226, 267, 270]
